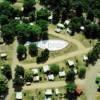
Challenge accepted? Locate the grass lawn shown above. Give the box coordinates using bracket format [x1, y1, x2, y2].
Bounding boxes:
[23, 87, 66, 100]
[12, 2, 23, 10]
[22, 86, 87, 100]
[0, 43, 13, 66]
[78, 93, 87, 100]
[72, 33, 97, 48]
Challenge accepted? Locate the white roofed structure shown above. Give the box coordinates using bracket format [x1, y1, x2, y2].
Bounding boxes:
[55, 28, 61, 33]
[55, 88, 60, 95]
[48, 15, 53, 20]
[64, 20, 70, 25]
[83, 55, 88, 61]
[29, 22, 34, 26]
[80, 26, 85, 30]
[33, 75, 40, 82]
[67, 60, 75, 67]
[0, 53, 7, 60]
[15, 17, 20, 20]
[74, 69, 78, 74]
[24, 41, 31, 46]
[45, 89, 52, 96]
[43, 65, 50, 73]
[45, 97, 52, 100]
[32, 68, 39, 75]
[48, 74, 54, 81]
[16, 92, 22, 100]
[66, 28, 72, 34]
[59, 71, 66, 78]
[57, 23, 65, 29]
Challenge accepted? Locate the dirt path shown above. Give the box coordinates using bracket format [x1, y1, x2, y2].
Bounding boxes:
[5, 40, 18, 100]
[23, 81, 66, 90]
[20, 26, 91, 69]
[84, 59, 100, 100]
[48, 25, 86, 50]
[20, 47, 91, 69]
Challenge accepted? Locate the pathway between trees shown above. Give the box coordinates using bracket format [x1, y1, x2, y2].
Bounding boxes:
[20, 48, 91, 69]
[5, 40, 18, 100]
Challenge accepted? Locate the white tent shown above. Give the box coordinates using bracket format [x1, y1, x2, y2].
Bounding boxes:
[0, 53, 7, 58]
[59, 71, 66, 78]
[55, 28, 61, 33]
[45, 89, 52, 96]
[16, 92, 22, 100]
[24, 41, 31, 46]
[57, 23, 65, 29]
[66, 28, 72, 34]
[21, 7, 24, 11]
[67, 60, 75, 67]
[80, 26, 85, 30]
[32, 68, 39, 75]
[15, 17, 20, 20]
[33, 75, 40, 82]
[26, 82, 31, 86]
[43, 65, 50, 73]
[48, 15, 53, 20]
[74, 69, 78, 74]
[83, 55, 88, 61]
[64, 20, 70, 25]
[48, 74, 54, 81]
[45, 97, 52, 100]
[29, 22, 34, 26]
[55, 88, 60, 95]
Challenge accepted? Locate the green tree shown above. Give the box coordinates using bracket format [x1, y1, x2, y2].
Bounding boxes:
[6, 0, 17, 3]
[13, 76, 24, 87]
[29, 43, 38, 57]
[17, 44, 27, 60]
[23, 0, 36, 15]
[0, 1, 17, 18]
[74, 1, 83, 17]
[28, 25, 42, 41]
[36, 19, 48, 31]
[78, 67, 86, 79]
[16, 23, 28, 44]
[37, 49, 49, 63]
[88, 41, 100, 64]
[15, 65, 25, 77]
[0, 15, 9, 25]
[66, 70, 75, 82]
[0, 74, 8, 95]
[66, 82, 76, 94]
[66, 82, 76, 99]
[52, 8, 60, 24]
[36, 8, 50, 20]
[1, 23, 15, 44]
[50, 64, 60, 75]
[25, 70, 33, 82]
[87, 9, 94, 21]
[2, 64, 12, 80]
[41, 49, 49, 61]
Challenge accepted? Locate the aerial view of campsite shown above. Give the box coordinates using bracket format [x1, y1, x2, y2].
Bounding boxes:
[0, 0, 100, 100]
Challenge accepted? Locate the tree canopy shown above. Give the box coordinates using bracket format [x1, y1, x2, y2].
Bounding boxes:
[0, 74, 8, 95]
